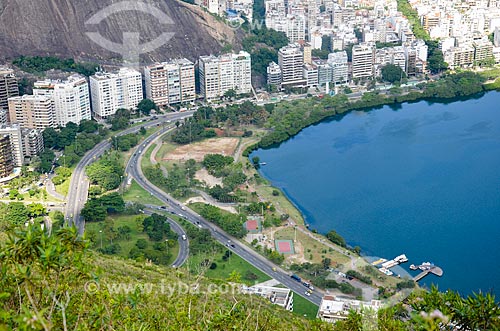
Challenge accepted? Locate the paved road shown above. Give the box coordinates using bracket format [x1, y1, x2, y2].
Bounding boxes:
[126, 125, 323, 306]
[65, 112, 194, 235]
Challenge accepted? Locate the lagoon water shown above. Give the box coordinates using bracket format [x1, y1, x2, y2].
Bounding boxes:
[253, 91, 500, 296]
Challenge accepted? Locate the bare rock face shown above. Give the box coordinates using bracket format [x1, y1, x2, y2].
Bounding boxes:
[0, 0, 240, 63]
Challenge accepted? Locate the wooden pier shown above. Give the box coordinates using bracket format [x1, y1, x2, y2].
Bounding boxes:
[413, 266, 443, 282]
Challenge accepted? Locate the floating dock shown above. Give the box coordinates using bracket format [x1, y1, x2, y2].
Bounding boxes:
[412, 263, 443, 282]
[381, 254, 408, 269]
[378, 267, 393, 276]
[371, 258, 387, 266]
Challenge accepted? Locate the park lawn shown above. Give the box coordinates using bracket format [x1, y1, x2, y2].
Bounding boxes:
[55, 178, 71, 197]
[292, 293, 319, 320]
[141, 143, 156, 169]
[85, 214, 178, 265]
[273, 227, 351, 267]
[122, 179, 163, 205]
[187, 250, 271, 286]
[253, 181, 305, 226]
[156, 141, 178, 163]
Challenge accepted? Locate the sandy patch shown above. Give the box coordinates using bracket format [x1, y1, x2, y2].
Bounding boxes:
[164, 137, 239, 162]
[186, 196, 237, 214]
[194, 168, 222, 188]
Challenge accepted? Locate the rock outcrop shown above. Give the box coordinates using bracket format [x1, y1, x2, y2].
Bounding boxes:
[0, 0, 240, 63]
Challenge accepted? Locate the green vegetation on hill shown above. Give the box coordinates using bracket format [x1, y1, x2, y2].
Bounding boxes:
[1, 225, 498, 330]
[0, 225, 329, 330]
[13, 56, 98, 76]
[395, 0, 429, 40]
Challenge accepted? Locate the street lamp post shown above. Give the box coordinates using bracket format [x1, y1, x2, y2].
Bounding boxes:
[99, 230, 103, 249]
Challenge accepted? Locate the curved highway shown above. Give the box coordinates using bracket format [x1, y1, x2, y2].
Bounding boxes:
[126, 124, 323, 306]
[65, 112, 193, 246]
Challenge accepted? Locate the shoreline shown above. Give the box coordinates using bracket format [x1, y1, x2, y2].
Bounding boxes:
[248, 89, 500, 295]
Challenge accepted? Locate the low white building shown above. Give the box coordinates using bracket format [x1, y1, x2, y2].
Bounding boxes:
[317, 295, 382, 323]
[240, 283, 294, 311]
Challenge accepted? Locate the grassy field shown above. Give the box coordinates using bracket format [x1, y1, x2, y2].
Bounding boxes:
[122, 179, 163, 205]
[274, 227, 351, 267]
[292, 292, 319, 319]
[55, 178, 71, 196]
[156, 141, 178, 161]
[85, 214, 179, 265]
[188, 253, 271, 286]
[141, 143, 156, 169]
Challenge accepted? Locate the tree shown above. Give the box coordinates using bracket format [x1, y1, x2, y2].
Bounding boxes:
[81, 200, 107, 222]
[137, 99, 158, 116]
[381, 64, 407, 83]
[27, 203, 47, 218]
[42, 127, 60, 148]
[226, 270, 242, 283]
[78, 119, 99, 133]
[6, 202, 29, 226]
[322, 257, 332, 269]
[427, 41, 448, 74]
[326, 230, 346, 247]
[223, 89, 237, 100]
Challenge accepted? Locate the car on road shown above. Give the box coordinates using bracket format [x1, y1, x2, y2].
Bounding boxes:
[181, 234, 187, 240]
[304, 291, 311, 296]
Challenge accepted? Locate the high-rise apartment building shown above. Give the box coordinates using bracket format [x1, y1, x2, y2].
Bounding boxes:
[0, 109, 8, 124]
[328, 51, 349, 84]
[0, 68, 19, 117]
[267, 62, 282, 86]
[90, 68, 143, 119]
[0, 124, 24, 166]
[22, 128, 44, 162]
[144, 59, 196, 107]
[8, 95, 55, 129]
[278, 44, 307, 87]
[0, 135, 14, 178]
[199, 52, 252, 100]
[352, 43, 375, 79]
[33, 75, 91, 127]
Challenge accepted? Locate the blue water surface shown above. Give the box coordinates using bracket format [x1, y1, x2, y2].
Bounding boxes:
[252, 91, 500, 296]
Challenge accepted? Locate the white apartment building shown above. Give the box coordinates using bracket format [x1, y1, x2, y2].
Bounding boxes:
[328, 51, 349, 85]
[145, 59, 196, 107]
[199, 51, 252, 100]
[21, 128, 44, 162]
[0, 124, 24, 166]
[267, 61, 282, 86]
[8, 95, 55, 129]
[266, 13, 306, 43]
[278, 44, 307, 87]
[90, 68, 143, 119]
[303, 64, 319, 87]
[33, 75, 91, 127]
[352, 43, 375, 79]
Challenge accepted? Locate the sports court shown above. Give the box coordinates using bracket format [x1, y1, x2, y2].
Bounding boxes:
[275, 239, 295, 254]
[244, 218, 262, 233]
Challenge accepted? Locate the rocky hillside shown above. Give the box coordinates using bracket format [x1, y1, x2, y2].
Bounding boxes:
[0, 0, 240, 63]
